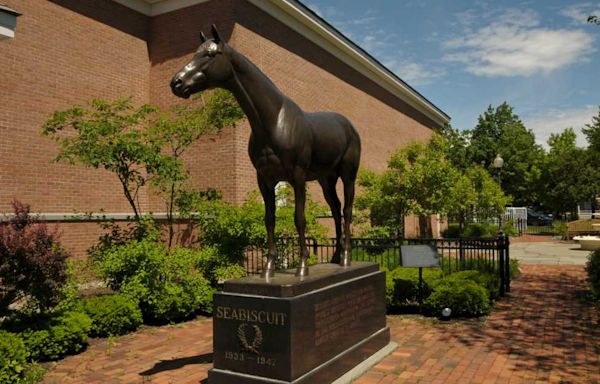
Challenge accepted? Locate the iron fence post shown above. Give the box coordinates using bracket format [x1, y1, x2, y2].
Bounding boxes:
[498, 235, 505, 297]
[504, 234, 510, 292]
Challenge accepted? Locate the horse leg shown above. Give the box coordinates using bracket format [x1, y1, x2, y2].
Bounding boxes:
[258, 177, 276, 278]
[318, 175, 342, 264]
[341, 167, 357, 267]
[292, 172, 309, 277]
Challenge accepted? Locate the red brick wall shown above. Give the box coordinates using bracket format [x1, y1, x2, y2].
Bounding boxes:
[0, 0, 441, 258]
[0, 0, 150, 214]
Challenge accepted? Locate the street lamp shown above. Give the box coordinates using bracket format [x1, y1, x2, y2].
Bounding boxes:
[493, 154, 504, 235]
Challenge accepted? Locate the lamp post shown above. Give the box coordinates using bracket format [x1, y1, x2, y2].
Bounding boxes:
[493, 154, 504, 235]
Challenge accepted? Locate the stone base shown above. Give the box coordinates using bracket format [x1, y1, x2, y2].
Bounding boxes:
[208, 262, 388, 384]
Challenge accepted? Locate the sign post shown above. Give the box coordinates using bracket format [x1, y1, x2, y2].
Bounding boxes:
[400, 245, 442, 310]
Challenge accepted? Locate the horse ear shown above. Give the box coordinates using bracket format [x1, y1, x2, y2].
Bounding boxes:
[211, 24, 221, 43]
[200, 31, 207, 43]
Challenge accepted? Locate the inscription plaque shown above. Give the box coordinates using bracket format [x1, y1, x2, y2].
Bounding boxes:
[208, 262, 390, 384]
[400, 245, 441, 268]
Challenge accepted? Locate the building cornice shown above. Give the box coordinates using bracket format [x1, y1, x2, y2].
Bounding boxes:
[113, 0, 450, 128]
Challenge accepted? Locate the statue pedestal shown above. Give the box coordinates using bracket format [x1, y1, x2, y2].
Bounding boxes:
[208, 262, 391, 384]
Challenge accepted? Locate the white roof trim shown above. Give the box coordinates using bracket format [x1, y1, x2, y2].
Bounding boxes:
[113, 0, 450, 127]
[113, 0, 210, 17]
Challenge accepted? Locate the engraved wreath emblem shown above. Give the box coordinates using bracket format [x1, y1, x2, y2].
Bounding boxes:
[237, 323, 263, 354]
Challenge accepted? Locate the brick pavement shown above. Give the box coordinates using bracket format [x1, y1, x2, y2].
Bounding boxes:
[43, 265, 600, 384]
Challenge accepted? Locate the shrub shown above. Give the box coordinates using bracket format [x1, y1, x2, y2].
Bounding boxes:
[385, 267, 443, 308]
[424, 279, 490, 317]
[77, 295, 142, 337]
[0, 201, 69, 316]
[586, 249, 600, 298]
[193, 193, 326, 262]
[552, 221, 568, 238]
[509, 259, 521, 279]
[440, 270, 501, 301]
[462, 223, 496, 238]
[8, 311, 92, 361]
[94, 238, 215, 323]
[194, 246, 246, 285]
[0, 330, 27, 384]
[213, 264, 247, 283]
[442, 224, 462, 238]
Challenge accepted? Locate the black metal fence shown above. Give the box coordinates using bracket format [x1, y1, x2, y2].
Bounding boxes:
[244, 235, 511, 296]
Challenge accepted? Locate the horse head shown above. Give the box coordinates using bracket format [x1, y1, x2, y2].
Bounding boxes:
[171, 25, 232, 99]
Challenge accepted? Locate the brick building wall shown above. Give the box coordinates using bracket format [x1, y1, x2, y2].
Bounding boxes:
[0, 0, 445, 258]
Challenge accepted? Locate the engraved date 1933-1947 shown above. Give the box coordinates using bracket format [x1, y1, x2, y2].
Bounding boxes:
[224, 351, 276, 367]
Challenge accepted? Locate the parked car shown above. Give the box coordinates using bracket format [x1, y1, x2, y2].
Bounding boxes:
[527, 208, 553, 226]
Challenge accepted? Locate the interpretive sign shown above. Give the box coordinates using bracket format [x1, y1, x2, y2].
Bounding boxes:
[400, 245, 441, 268]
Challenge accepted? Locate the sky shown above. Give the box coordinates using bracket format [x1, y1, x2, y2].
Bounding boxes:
[304, 0, 600, 148]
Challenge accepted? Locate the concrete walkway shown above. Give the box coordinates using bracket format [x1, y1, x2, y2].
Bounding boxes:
[42, 264, 600, 384]
[511, 241, 592, 265]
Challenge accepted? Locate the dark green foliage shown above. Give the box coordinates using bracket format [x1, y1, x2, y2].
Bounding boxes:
[9, 311, 92, 362]
[0, 201, 69, 316]
[442, 224, 462, 238]
[384, 268, 443, 307]
[468, 103, 543, 207]
[194, 246, 246, 285]
[194, 192, 326, 263]
[462, 223, 497, 238]
[0, 330, 27, 384]
[93, 237, 215, 322]
[438, 270, 501, 301]
[77, 295, 142, 337]
[586, 249, 600, 298]
[509, 259, 521, 279]
[424, 280, 490, 317]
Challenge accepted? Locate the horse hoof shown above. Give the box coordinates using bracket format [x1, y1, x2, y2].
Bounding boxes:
[261, 268, 275, 279]
[295, 266, 309, 277]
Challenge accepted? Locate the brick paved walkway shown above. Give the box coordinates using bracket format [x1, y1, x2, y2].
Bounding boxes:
[43, 265, 600, 384]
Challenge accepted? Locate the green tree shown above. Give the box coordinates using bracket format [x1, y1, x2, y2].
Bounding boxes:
[440, 124, 470, 171]
[468, 102, 543, 206]
[147, 90, 244, 246]
[43, 99, 158, 218]
[43, 91, 244, 247]
[357, 137, 460, 237]
[449, 166, 510, 230]
[581, 108, 600, 215]
[539, 129, 582, 217]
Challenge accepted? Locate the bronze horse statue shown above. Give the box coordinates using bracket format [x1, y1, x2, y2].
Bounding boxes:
[171, 26, 361, 277]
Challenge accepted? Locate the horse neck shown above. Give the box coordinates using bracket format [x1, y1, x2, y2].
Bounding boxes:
[224, 48, 285, 137]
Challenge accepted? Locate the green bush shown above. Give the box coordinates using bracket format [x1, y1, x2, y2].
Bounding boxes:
[213, 264, 247, 283]
[442, 224, 462, 238]
[385, 267, 443, 307]
[462, 223, 496, 238]
[586, 249, 600, 299]
[509, 259, 521, 279]
[95, 238, 215, 323]
[0, 330, 27, 384]
[552, 221, 568, 238]
[77, 295, 142, 337]
[439, 270, 501, 301]
[194, 246, 246, 285]
[424, 279, 490, 317]
[193, 193, 327, 262]
[11, 311, 92, 362]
